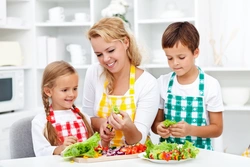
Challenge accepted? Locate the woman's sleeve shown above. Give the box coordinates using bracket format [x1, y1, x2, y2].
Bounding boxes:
[134, 74, 160, 144]
[31, 115, 56, 156]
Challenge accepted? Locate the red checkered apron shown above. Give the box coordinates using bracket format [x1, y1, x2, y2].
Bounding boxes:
[48, 106, 88, 143]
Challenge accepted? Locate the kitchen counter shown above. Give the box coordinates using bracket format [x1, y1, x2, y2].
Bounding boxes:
[1, 149, 250, 167]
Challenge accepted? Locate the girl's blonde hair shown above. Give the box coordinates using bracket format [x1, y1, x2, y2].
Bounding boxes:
[87, 17, 142, 94]
[41, 61, 93, 146]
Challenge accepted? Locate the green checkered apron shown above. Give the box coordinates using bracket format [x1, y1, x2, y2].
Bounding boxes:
[160, 68, 212, 150]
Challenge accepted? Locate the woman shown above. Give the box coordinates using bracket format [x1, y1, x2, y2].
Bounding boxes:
[82, 17, 159, 147]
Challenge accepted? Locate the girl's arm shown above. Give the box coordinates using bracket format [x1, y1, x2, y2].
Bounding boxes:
[31, 115, 57, 156]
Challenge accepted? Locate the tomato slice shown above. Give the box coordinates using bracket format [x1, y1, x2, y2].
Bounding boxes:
[131, 146, 138, 154]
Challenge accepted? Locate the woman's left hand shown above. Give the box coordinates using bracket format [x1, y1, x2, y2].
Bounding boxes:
[169, 121, 192, 138]
[108, 111, 133, 131]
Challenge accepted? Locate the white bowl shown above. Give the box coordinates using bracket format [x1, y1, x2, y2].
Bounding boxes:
[222, 87, 250, 106]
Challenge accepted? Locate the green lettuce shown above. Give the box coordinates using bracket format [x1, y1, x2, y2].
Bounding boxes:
[61, 132, 100, 158]
[163, 119, 177, 128]
[113, 105, 120, 114]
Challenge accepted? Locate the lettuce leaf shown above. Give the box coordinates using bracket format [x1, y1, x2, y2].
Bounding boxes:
[163, 119, 177, 128]
[61, 132, 100, 158]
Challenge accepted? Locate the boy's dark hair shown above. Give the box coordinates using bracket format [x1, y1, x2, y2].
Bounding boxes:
[161, 21, 199, 54]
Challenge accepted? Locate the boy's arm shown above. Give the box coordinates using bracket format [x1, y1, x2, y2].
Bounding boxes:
[189, 111, 223, 138]
[151, 109, 164, 134]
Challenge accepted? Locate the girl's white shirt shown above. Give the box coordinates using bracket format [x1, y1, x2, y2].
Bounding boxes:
[31, 109, 91, 156]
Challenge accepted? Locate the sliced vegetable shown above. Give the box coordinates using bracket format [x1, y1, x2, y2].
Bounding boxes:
[113, 105, 120, 114]
[62, 132, 100, 158]
[163, 119, 177, 128]
[144, 139, 199, 161]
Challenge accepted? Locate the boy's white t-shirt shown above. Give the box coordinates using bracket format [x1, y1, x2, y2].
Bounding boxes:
[158, 72, 224, 123]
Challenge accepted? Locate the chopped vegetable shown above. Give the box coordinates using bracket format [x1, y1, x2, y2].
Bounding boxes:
[144, 139, 199, 161]
[61, 132, 100, 158]
[106, 106, 120, 131]
[163, 119, 177, 128]
[113, 105, 120, 114]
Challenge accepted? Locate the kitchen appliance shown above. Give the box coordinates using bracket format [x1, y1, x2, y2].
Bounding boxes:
[0, 42, 23, 66]
[0, 70, 24, 113]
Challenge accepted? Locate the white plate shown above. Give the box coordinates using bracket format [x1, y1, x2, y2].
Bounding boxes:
[138, 152, 192, 164]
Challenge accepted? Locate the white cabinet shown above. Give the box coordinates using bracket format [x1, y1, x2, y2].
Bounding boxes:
[0, 0, 6, 25]
[0, 0, 249, 158]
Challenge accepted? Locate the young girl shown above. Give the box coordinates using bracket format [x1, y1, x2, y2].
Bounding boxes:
[32, 61, 93, 156]
[151, 22, 224, 150]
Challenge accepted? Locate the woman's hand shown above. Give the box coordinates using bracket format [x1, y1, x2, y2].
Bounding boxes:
[156, 122, 171, 138]
[108, 111, 133, 131]
[169, 121, 191, 138]
[99, 120, 115, 144]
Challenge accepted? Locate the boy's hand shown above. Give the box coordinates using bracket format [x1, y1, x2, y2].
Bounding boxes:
[156, 122, 171, 139]
[169, 121, 191, 137]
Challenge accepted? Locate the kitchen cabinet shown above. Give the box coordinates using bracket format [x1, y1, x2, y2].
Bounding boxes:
[0, 0, 250, 159]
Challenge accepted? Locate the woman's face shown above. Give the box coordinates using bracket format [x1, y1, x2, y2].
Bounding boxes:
[90, 36, 130, 74]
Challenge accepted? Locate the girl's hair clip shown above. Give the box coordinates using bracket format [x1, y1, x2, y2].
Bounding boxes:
[74, 107, 80, 113]
[46, 115, 52, 122]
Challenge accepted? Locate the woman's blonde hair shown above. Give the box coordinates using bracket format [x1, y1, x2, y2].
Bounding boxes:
[41, 61, 93, 146]
[87, 17, 142, 94]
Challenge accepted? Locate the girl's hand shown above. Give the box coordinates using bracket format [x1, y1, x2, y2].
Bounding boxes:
[156, 122, 171, 138]
[54, 136, 78, 155]
[63, 136, 78, 147]
[99, 120, 115, 143]
[169, 121, 191, 138]
[108, 111, 133, 131]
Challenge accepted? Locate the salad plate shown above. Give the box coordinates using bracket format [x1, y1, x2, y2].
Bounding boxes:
[138, 152, 192, 164]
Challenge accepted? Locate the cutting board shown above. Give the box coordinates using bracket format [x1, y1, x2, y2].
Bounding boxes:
[73, 154, 139, 163]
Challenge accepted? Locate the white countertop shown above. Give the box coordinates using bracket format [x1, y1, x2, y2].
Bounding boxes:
[1, 149, 250, 167]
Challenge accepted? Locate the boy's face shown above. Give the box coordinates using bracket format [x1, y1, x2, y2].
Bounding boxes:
[163, 41, 199, 77]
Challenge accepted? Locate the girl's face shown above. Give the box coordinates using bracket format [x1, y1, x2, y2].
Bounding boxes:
[45, 73, 78, 110]
[163, 41, 199, 77]
[90, 36, 130, 74]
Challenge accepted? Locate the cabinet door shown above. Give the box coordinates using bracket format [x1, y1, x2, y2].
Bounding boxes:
[0, 0, 6, 25]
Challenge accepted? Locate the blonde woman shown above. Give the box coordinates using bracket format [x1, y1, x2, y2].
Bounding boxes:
[82, 17, 159, 147]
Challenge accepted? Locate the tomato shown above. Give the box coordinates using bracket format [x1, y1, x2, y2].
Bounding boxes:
[131, 146, 138, 154]
[163, 152, 171, 161]
[137, 143, 146, 152]
[102, 146, 108, 151]
[120, 147, 128, 153]
[125, 147, 132, 155]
